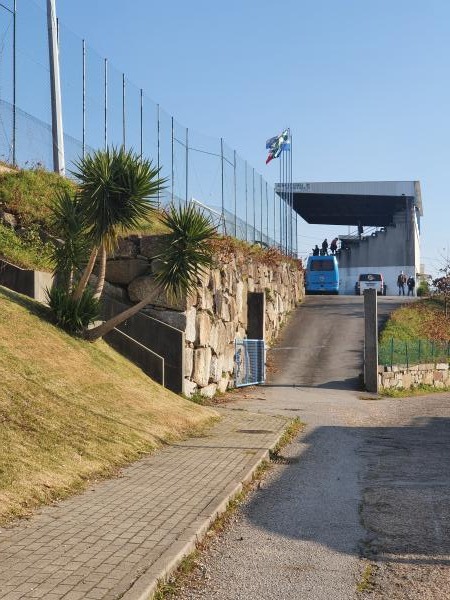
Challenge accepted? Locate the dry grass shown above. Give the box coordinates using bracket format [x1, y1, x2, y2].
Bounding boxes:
[380, 298, 450, 342]
[0, 286, 217, 524]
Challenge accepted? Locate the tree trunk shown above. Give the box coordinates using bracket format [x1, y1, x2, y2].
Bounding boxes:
[93, 244, 107, 300]
[84, 294, 154, 342]
[72, 246, 98, 302]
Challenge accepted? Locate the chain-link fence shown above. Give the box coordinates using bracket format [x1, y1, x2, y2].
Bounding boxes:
[379, 338, 450, 368]
[0, 0, 297, 254]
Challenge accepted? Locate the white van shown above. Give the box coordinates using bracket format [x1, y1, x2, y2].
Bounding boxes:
[355, 273, 386, 296]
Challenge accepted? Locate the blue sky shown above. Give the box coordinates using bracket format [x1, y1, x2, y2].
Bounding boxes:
[6, 0, 450, 272]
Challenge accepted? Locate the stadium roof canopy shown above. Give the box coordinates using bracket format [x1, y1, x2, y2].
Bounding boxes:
[275, 181, 423, 227]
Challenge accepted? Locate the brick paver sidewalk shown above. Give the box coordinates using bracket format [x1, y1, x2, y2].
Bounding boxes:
[0, 408, 287, 600]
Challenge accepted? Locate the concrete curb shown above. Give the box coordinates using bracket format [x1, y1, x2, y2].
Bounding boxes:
[121, 425, 287, 600]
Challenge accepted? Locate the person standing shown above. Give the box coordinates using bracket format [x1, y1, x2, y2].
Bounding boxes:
[397, 271, 406, 295]
[330, 237, 339, 254]
[321, 238, 329, 255]
[312, 245, 320, 256]
[407, 275, 415, 296]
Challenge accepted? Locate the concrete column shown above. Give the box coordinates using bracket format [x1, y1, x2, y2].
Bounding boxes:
[364, 288, 378, 393]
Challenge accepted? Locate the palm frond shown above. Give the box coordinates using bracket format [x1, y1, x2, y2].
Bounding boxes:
[71, 146, 167, 250]
[155, 203, 217, 300]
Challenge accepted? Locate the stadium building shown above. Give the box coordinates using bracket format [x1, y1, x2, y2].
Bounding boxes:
[281, 181, 422, 295]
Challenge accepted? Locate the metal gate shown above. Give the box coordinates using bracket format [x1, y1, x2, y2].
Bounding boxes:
[234, 339, 265, 387]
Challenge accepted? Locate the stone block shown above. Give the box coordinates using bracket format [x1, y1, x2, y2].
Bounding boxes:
[223, 343, 235, 373]
[183, 378, 197, 398]
[128, 275, 194, 311]
[217, 376, 229, 394]
[197, 285, 214, 311]
[104, 258, 149, 285]
[433, 370, 443, 381]
[402, 374, 412, 389]
[193, 347, 212, 387]
[200, 383, 218, 398]
[436, 363, 449, 370]
[150, 258, 165, 274]
[423, 372, 433, 385]
[227, 296, 237, 322]
[196, 311, 212, 347]
[210, 354, 224, 383]
[184, 347, 194, 378]
[112, 237, 139, 258]
[225, 321, 236, 344]
[209, 269, 222, 292]
[142, 307, 187, 331]
[185, 307, 197, 342]
[0, 210, 17, 228]
[210, 320, 228, 356]
[140, 234, 172, 259]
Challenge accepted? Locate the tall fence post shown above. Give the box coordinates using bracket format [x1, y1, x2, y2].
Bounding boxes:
[220, 137, 224, 233]
[245, 160, 248, 242]
[46, 0, 65, 175]
[82, 39, 86, 158]
[185, 127, 189, 204]
[140, 89, 143, 157]
[104, 58, 108, 150]
[364, 288, 378, 393]
[12, 0, 17, 165]
[252, 168, 255, 243]
[171, 116, 174, 202]
[122, 73, 126, 148]
[157, 103, 160, 207]
[233, 149, 237, 237]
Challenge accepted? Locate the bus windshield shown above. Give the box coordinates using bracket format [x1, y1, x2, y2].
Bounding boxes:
[310, 260, 335, 271]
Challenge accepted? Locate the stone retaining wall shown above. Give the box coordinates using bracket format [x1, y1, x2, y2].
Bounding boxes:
[99, 235, 304, 397]
[378, 363, 450, 391]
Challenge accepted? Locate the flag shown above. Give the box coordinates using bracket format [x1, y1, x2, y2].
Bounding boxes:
[265, 129, 290, 164]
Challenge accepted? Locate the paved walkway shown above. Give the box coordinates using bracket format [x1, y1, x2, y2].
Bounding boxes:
[0, 409, 287, 600]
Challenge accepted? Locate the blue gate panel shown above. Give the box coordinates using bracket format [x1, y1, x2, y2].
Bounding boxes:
[235, 339, 265, 387]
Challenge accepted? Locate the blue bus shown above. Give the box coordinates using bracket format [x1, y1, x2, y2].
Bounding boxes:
[305, 255, 339, 294]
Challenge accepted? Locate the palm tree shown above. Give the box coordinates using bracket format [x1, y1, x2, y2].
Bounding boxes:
[85, 203, 217, 341]
[49, 190, 89, 292]
[71, 147, 165, 301]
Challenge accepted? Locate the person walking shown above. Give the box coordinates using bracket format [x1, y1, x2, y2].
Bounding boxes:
[321, 238, 329, 256]
[407, 275, 415, 296]
[397, 271, 407, 295]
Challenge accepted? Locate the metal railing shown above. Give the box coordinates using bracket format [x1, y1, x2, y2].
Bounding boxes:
[379, 338, 450, 368]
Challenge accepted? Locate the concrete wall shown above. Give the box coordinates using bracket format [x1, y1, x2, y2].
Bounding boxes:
[378, 363, 450, 391]
[0, 259, 53, 303]
[338, 204, 421, 295]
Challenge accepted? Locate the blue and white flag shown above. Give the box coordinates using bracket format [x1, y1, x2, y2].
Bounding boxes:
[266, 129, 290, 164]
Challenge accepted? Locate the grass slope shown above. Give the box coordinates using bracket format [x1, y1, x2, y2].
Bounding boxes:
[0, 286, 217, 524]
[380, 298, 450, 342]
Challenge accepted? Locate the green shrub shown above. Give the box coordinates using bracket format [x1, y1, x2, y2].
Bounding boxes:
[417, 280, 430, 297]
[47, 286, 100, 333]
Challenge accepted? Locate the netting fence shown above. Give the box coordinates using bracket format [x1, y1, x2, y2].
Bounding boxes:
[379, 338, 450, 368]
[0, 0, 297, 254]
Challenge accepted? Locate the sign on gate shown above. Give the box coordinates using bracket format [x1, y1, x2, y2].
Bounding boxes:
[234, 339, 265, 387]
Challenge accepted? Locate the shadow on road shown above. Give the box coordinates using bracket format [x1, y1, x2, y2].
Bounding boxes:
[263, 376, 361, 391]
[244, 416, 450, 566]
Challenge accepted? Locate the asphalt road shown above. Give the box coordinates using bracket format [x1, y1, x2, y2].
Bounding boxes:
[176, 296, 450, 600]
